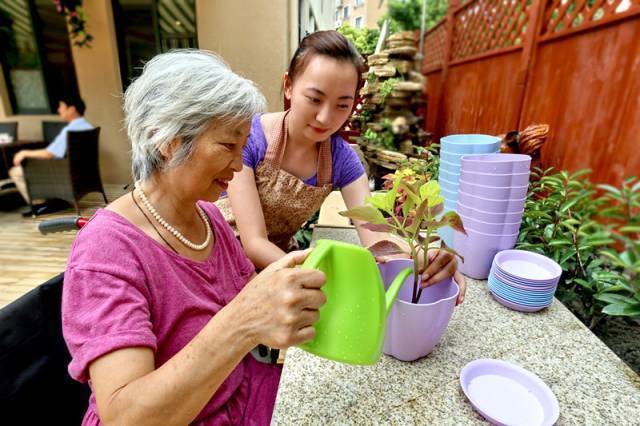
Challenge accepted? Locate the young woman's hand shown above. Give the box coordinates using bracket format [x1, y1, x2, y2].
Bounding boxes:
[376, 248, 465, 304]
[236, 250, 327, 349]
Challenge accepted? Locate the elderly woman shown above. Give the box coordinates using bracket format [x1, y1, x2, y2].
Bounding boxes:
[62, 50, 326, 425]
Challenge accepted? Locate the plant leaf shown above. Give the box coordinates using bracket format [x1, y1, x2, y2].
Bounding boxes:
[366, 193, 389, 212]
[602, 302, 640, 317]
[339, 205, 386, 224]
[361, 222, 393, 232]
[419, 180, 440, 200]
[441, 211, 466, 235]
[367, 240, 406, 258]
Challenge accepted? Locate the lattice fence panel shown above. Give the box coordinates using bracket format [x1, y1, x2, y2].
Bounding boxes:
[452, 0, 533, 61]
[423, 21, 448, 70]
[541, 0, 640, 36]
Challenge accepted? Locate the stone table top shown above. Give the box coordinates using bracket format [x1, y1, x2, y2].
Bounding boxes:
[271, 227, 640, 425]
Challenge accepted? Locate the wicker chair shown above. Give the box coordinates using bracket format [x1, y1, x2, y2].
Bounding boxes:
[0, 121, 18, 139]
[22, 127, 108, 215]
[42, 121, 66, 144]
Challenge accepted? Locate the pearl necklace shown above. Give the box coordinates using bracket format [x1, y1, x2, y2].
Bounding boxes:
[135, 182, 212, 251]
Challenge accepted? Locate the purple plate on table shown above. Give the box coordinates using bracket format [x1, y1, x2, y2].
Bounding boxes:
[460, 359, 560, 426]
[494, 250, 562, 283]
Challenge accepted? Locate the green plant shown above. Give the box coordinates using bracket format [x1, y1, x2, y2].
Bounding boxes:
[399, 143, 440, 179]
[363, 119, 396, 150]
[518, 169, 639, 326]
[594, 178, 640, 318]
[294, 211, 319, 249]
[53, 0, 93, 47]
[383, 0, 449, 32]
[337, 23, 380, 55]
[340, 170, 465, 303]
[379, 78, 400, 104]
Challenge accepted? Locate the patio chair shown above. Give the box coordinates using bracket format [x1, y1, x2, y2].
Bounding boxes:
[0, 273, 90, 423]
[22, 127, 108, 215]
[42, 120, 66, 144]
[0, 121, 18, 139]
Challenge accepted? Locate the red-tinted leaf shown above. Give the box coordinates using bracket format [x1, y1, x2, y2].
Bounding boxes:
[429, 203, 444, 217]
[367, 240, 406, 258]
[417, 234, 441, 244]
[442, 211, 467, 235]
[361, 222, 393, 232]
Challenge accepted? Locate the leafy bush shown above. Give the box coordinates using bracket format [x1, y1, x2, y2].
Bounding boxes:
[383, 0, 449, 32]
[337, 23, 380, 55]
[399, 143, 440, 179]
[517, 169, 639, 327]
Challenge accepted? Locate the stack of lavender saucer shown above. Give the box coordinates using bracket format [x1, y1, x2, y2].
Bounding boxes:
[453, 154, 531, 279]
[488, 250, 562, 312]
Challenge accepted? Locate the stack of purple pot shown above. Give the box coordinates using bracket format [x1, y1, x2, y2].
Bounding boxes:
[453, 154, 531, 279]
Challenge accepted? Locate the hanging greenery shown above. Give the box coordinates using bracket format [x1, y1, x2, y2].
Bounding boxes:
[52, 0, 93, 47]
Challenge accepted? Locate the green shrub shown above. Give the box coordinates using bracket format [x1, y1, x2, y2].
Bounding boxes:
[517, 169, 639, 327]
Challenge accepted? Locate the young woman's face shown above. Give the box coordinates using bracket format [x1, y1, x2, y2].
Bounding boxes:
[285, 55, 358, 143]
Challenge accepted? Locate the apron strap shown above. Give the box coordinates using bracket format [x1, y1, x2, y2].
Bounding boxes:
[263, 110, 333, 187]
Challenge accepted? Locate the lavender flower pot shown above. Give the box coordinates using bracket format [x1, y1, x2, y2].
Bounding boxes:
[457, 201, 524, 223]
[458, 179, 529, 200]
[378, 259, 459, 361]
[453, 229, 519, 279]
[460, 153, 532, 174]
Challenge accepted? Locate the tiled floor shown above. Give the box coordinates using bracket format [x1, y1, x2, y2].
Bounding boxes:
[0, 184, 126, 308]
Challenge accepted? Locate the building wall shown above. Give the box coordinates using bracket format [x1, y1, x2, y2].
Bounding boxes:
[196, 0, 296, 113]
[336, 0, 387, 29]
[1, 0, 304, 185]
[70, 0, 129, 185]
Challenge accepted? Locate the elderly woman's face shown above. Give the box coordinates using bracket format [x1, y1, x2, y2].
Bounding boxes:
[173, 119, 251, 202]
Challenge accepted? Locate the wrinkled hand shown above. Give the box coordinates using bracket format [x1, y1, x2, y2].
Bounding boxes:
[237, 249, 326, 349]
[13, 150, 26, 167]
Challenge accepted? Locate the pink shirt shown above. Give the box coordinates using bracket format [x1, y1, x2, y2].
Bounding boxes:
[62, 203, 281, 425]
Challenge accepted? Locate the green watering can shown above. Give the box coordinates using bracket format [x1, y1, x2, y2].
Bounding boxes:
[299, 239, 412, 365]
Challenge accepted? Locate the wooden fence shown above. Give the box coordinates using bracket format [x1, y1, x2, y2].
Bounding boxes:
[421, 0, 640, 185]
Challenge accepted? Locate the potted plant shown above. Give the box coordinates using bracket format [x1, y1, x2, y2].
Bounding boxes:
[340, 169, 466, 361]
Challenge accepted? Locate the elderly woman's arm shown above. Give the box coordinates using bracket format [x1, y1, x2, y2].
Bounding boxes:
[88, 251, 325, 426]
[227, 165, 288, 270]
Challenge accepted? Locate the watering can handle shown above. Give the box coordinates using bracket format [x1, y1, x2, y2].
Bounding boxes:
[385, 267, 413, 314]
[301, 240, 332, 270]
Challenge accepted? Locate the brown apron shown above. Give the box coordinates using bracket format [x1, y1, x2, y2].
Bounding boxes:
[217, 111, 333, 251]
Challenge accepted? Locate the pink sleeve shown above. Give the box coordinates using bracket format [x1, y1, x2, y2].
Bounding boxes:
[62, 266, 157, 382]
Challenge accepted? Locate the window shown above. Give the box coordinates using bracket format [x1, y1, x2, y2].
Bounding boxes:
[343, 6, 349, 18]
[112, 0, 197, 90]
[0, 0, 80, 114]
[355, 0, 364, 7]
[355, 16, 363, 28]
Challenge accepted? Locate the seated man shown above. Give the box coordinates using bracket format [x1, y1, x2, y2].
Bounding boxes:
[8, 96, 93, 215]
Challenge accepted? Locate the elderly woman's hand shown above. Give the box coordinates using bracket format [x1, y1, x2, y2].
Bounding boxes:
[237, 250, 327, 349]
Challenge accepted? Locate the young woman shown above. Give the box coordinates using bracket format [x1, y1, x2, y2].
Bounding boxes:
[223, 30, 466, 301]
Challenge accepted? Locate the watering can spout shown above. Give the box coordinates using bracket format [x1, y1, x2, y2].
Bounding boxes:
[385, 266, 413, 315]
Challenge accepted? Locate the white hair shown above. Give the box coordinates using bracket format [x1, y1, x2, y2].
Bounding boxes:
[123, 49, 266, 181]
